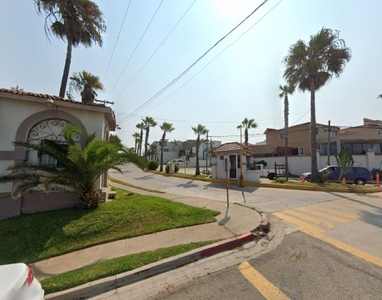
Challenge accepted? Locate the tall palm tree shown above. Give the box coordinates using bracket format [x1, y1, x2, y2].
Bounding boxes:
[237, 118, 257, 145]
[142, 117, 157, 158]
[0, 124, 126, 209]
[136, 123, 145, 156]
[283, 28, 351, 182]
[35, 0, 106, 98]
[192, 124, 208, 176]
[279, 84, 295, 181]
[159, 122, 175, 171]
[132, 132, 140, 154]
[69, 70, 104, 103]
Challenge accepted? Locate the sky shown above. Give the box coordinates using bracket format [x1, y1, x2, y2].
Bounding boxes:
[1, 0, 382, 148]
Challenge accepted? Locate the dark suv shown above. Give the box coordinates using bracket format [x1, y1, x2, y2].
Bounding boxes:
[300, 166, 373, 185]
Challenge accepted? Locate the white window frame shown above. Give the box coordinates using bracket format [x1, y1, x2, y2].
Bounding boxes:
[298, 147, 304, 155]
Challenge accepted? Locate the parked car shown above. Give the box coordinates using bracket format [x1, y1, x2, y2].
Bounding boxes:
[167, 159, 187, 167]
[0, 263, 45, 300]
[300, 166, 373, 185]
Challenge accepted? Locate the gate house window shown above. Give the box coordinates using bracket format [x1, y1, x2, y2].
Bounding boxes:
[27, 119, 81, 165]
[38, 140, 68, 167]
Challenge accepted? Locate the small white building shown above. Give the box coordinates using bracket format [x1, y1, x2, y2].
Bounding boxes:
[0, 88, 116, 220]
[211, 142, 260, 184]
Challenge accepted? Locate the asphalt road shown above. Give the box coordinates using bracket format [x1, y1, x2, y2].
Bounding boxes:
[147, 232, 382, 300]
[102, 163, 382, 300]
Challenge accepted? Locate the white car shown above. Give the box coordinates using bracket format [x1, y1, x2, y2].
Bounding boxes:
[168, 159, 187, 167]
[0, 263, 44, 300]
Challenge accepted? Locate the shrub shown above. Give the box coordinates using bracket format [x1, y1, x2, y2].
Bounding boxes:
[254, 160, 267, 167]
[165, 163, 179, 174]
[147, 160, 159, 170]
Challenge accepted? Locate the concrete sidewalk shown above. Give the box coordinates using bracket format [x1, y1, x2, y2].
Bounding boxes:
[33, 182, 264, 298]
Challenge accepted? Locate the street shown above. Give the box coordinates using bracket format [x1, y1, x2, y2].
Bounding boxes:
[99, 163, 382, 299]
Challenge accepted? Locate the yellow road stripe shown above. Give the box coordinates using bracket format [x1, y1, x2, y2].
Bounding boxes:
[274, 213, 382, 268]
[273, 212, 325, 236]
[238, 261, 290, 300]
[296, 207, 349, 223]
[283, 210, 336, 229]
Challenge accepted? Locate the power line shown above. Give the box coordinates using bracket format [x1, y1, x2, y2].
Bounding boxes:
[108, 0, 165, 96]
[145, 0, 284, 113]
[115, 0, 197, 101]
[117, 0, 269, 125]
[102, 0, 132, 81]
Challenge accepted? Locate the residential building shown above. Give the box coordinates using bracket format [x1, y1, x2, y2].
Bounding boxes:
[0, 88, 116, 220]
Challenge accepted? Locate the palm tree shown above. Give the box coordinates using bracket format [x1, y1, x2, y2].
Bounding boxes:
[132, 132, 140, 154]
[0, 124, 126, 209]
[283, 27, 351, 182]
[69, 70, 104, 103]
[35, 0, 106, 98]
[142, 117, 157, 158]
[136, 123, 145, 156]
[159, 122, 175, 171]
[192, 124, 208, 176]
[237, 118, 257, 145]
[279, 84, 295, 181]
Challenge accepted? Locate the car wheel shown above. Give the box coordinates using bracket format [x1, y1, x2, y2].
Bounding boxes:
[267, 172, 276, 180]
[354, 178, 366, 185]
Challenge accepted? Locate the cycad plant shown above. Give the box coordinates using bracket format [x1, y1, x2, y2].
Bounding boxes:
[0, 125, 126, 209]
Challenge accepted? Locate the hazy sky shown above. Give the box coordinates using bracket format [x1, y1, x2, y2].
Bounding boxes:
[1, 0, 382, 148]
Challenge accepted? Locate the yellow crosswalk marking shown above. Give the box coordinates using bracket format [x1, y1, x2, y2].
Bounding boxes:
[238, 261, 290, 300]
[273, 212, 325, 236]
[296, 207, 349, 223]
[313, 206, 359, 220]
[283, 210, 336, 229]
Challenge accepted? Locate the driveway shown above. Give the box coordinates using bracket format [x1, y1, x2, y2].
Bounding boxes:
[110, 163, 353, 213]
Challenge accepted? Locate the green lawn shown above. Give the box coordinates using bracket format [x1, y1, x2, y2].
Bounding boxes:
[0, 187, 219, 264]
[41, 241, 217, 294]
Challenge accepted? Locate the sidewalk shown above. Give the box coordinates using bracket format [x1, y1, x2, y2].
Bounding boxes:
[33, 182, 264, 298]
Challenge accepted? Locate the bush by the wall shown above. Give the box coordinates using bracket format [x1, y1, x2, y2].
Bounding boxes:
[147, 160, 159, 170]
[165, 163, 179, 174]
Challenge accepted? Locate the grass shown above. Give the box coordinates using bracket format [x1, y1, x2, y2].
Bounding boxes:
[41, 241, 217, 294]
[0, 187, 219, 264]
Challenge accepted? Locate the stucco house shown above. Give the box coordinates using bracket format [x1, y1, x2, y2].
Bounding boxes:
[211, 142, 260, 184]
[252, 119, 382, 175]
[0, 88, 116, 220]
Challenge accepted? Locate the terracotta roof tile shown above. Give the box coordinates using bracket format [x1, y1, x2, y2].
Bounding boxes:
[212, 142, 255, 155]
[0, 88, 106, 108]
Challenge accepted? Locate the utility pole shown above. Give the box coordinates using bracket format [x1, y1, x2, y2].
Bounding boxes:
[239, 125, 244, 187]
[205, 131, 209, 173]
[327, 120, 331, 166]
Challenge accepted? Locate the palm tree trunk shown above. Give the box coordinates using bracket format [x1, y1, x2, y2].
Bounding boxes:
[245, 128, 249, 145]
[59, 40, 73, 98]
[310, 77, 318, 182]
[284, 96, 289, 181]
[195, 137, 200, 175]
[79, 184, 101, 209]
[160, 133, 165, 172]
[144, 128, 149, 158]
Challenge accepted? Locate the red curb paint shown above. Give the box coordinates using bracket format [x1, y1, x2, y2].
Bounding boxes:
[200, 233, 254, 258]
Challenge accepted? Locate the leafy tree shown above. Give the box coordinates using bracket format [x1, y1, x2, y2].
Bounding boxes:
[279, 84, 295, 181]
[0, 125, 126, 209]
[335, 148, 354, 182]
[192, 124, 208, 176]
[35, 0, 106, 98]
[283, 28, 351, 182]
[237, 118, 257, 145]
[136, 123, 145, 156]
[159, 122, 175, 171]
[69, 70, 104, 103]
[109, 134, 122, 147]
[142, 117, 157, 158]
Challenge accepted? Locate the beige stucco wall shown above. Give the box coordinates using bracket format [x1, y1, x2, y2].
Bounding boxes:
[0, 95, 113, 193]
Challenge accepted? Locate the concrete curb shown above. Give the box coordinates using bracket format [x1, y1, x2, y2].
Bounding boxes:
[45, 232, 257, 300]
